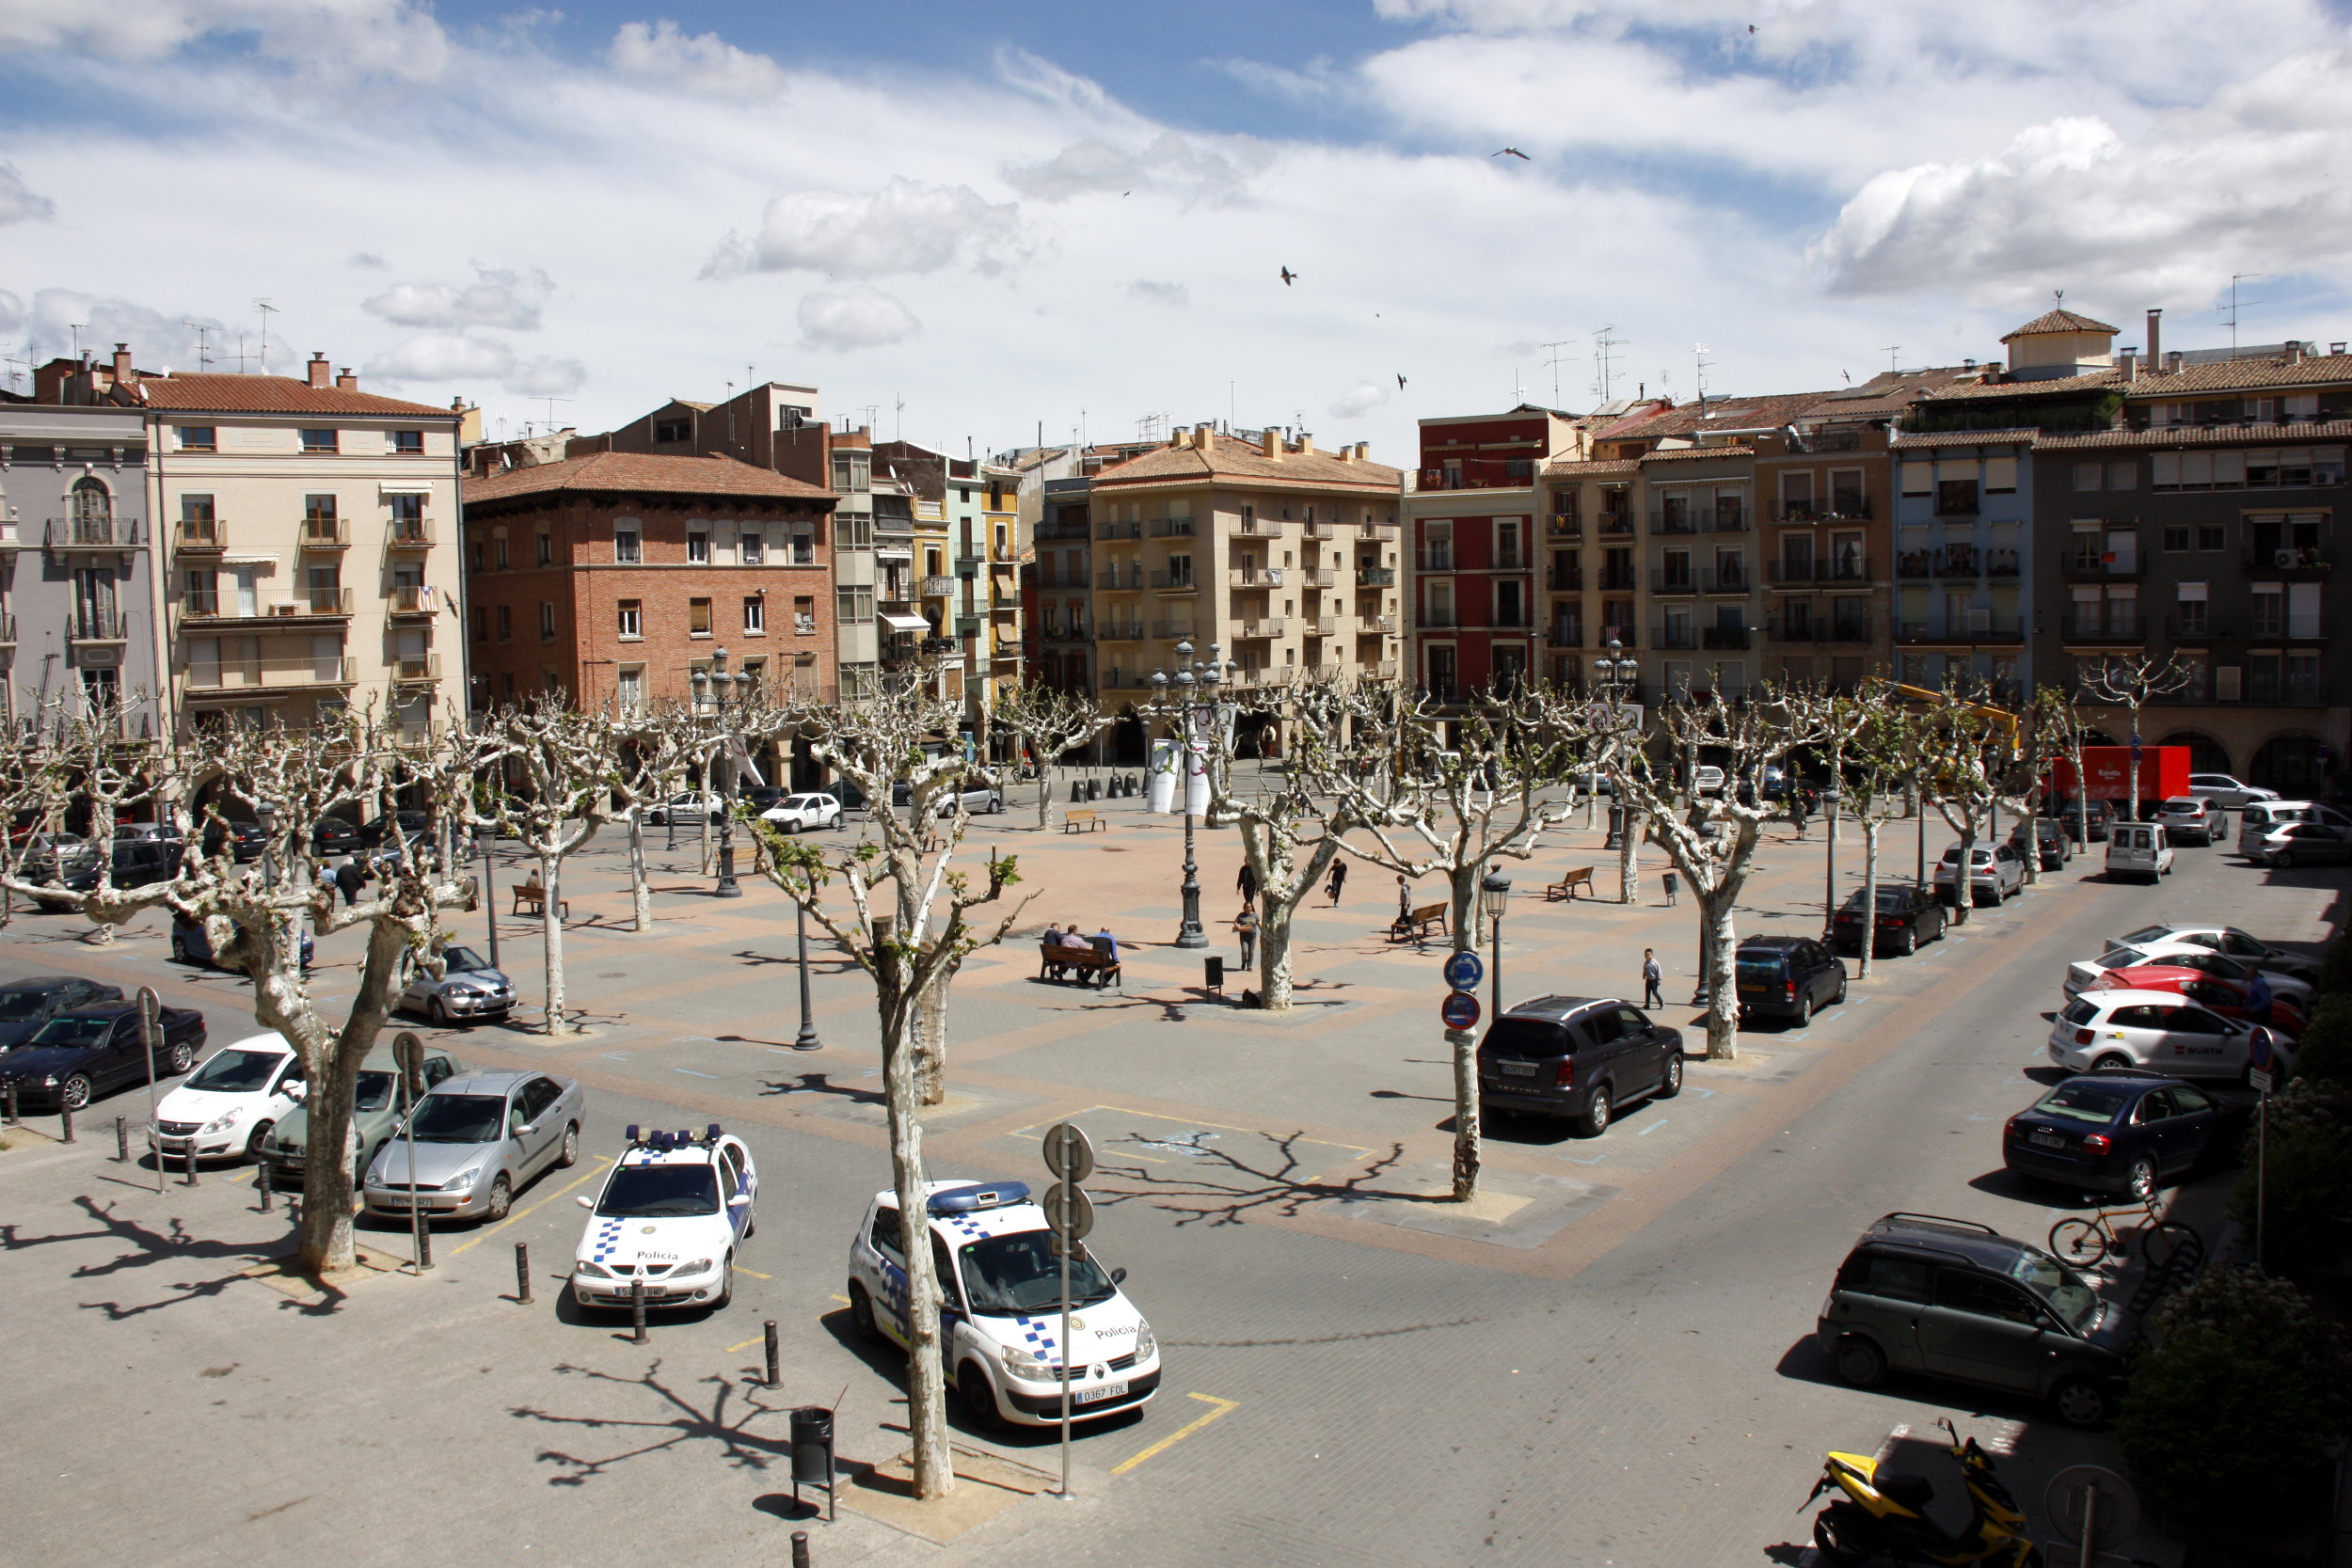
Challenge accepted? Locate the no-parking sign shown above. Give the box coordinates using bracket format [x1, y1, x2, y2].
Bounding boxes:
[1440, 990, 1481, 1031]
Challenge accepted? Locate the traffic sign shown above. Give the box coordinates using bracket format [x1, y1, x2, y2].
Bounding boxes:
[2250, 1069, 2274, 1096]
[1440, 990, 1481, 1031]
[391, 1031, 427, 1098]
[1442, 950, 1485, 991]
[1041, 1122, 1095, 1183]
[2249, 1026, 2276, 1073]
[2045, 1465, 2140, 1549]
[1041, 1181, 1095, 1242]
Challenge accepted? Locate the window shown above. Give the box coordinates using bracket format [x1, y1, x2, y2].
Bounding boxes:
[741, 529, 764, 565]
[1166, 553, 1193, 587]
[689, 529, 710, 564]
[1899, 462, 1932, 497]
[836, 586, 874, 623]
[689, 597, 712, 636]
[182, 567, 218, 616]
[300, 429, 338, 454]
[831, 452, 870, 491]
[2073, 462, 2105, 492]
[1828, 470, 1864, 515]
[179, 493, 217, 544]
[613, 522, 641, 563]
[470, 605, 486, 642]
[2163, 524, 2192, 552]
[391, 429, 424, 454]
[2252, 586, 2284, 637]
[2107, 461, 2136, 490]
[616, 665, 644, 712]
[389, 493, 424, 535]
[794, 595, 817, 634]
[177, 425, 215, 452]
[792, 528, 815, 564]
[654, 418, 691, 444]
[535, 531, 551, 566]
[539, 602, 556, 641]
[616, 599, 643, 640]
[493, 530, 510, 569]
[742, 594, 765, 634]
[471, 539, 485, 574]
[1984, 456, 2018, 494]
[305, 493, 337, 526]
[1936, 478, 1979, 515]
[496, 604, 513, 641]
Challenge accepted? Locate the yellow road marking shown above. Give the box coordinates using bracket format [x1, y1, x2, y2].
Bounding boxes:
[448, 1156, 613, 1257]
[831, 1293, 850, 1305]
[737, 1266, 771, 1279]
[1111, 1393, 1238, 1476]
[726, 1336, 764, 1354]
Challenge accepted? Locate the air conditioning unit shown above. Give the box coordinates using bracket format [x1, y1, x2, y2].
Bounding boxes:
[2276, 549, 2301, 568]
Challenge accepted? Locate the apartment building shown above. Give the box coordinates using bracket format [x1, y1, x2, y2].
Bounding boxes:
[977, 464, 1024, 703]
[1004, 438, 1165, 702]
[0, 400, 161, 731]
[1885, 429, 2033, 697]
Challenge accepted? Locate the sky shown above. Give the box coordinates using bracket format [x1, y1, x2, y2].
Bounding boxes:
[4, 0, 2351, 462]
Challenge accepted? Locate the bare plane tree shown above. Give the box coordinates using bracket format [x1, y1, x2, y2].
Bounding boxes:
[1914, 677, 2015, 927]
[991, 685, 1108, 829]
[1842, 705, 1928, 978]
[2076, 652, 2191, 819]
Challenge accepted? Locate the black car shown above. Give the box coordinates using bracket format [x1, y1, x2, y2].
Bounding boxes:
[0, 1003, 208, 1110]
[199, 818, 269, 862]
[312, 816, 365, 855]
[171, 912, 313, 970]
[1830, 884, 1948, 958]
[0, 976, 127, 1048]
[1476, 994, 1683, 1136]
[359, 810, 433, 848]
[2003, 1073, 2238, 1199]
[112, 838, 184, 887]
[1735, 935, 1848, 1025]
[2058, 798, 2112, 842]
[742, 786, 790, 814]
[2010, 816, 2073, 870]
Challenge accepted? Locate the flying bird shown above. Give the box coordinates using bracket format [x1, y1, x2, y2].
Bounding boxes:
[1491, 147, 1530, 160]
[1397, 373, 1407, 389]
[1279, 266, 1297, 286]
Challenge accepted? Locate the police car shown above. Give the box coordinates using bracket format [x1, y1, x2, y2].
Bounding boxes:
[2047, 990, 2292, 1083]
[570, 1124, 756, 1311]
[847, 1180, 1160, 1431]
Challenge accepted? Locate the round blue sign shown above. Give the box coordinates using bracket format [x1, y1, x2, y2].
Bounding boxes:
[1442, 950, 1485, 991]
[2249, 1025, 2276, 1072]
[1440, 990, 1482, 1031]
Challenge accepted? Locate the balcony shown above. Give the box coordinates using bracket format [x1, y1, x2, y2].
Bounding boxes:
[1229, 566, 1284, 588]
[1548, 624, 1583, 648]
[2062, 612, 2143, 643]
[1036, 518, 1091, 541]
[299, 517, 351, 549]
[387, 518, 436, 550]
[921, 575, 956, 598]
[1152, 621, 1197, 641]
[2165, 614, 2234, 640]
[1097, 566, 1144, 592]
[392, 653, 441, 684]
[1701, 626, 1752, 650]
[1297, 567, 1339, 588]
[1420, 610, 1458, 629]
[1651, 568, 1698, 595]
[1304, 520, 1337, 540]
[1417, 460, 1534, 491]
[1149, 517, 1196, 538]
[1095, 517, 1141, 541]
[1235, 618, 1286, 639]
[1895, 616, 2023, 644]
[1231, 516, 1282, 538]
[1652, 624, 1697, 650]
[1492, 552, 1527, 571]
[1303, 616, 1337, 637]
[1098, 623, 1147, 642]
[1648, 510, 1698, 536]
[2242, 546, 2332, 575]
[387, 585, 437, 617]
[1596, 565, 1640, 592]
[1034, 566, 1089, 590]
[1771, 499, 1872, 522]
[1596, 513, 1635, 538]
[1360, 614, 1396, 635]
[1708, 507, 1752, 533]
[1358, 520, 1399, 539]
[1038, 624, 1089, 643]
[1414, 549, 1454, 572]
[1359, 565, 1396, 587]
[44, 517, 143, 553]
[1547, 515, 1583, 540]
[1547, 567, 1582, 592]
[70, 607, 130, 644]
[1772, 557, 1873, 585]
[1935, 548, 1983, 579]
[185, 654, 356, 697]
[2064, 549, 2142, 579]
[1597, 627, 1638, 650]
[1369, 659, 1399, 679]
[0, 611, 12, 648]
[174, 517, 228, 552]
[1769, 615, 1874, 645]
[1149, 570, 1198, 593]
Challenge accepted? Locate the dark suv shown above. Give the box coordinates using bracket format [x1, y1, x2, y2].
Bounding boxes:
[2010, 816, 2073, 870]
[1820, 1213, 2130, 1428]
[1734, 936, 1847, 1026]
[1476, 995, 1683, 1137]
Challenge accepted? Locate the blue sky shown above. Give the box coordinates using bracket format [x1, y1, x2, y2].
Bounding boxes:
[3, 0, 2348, 455]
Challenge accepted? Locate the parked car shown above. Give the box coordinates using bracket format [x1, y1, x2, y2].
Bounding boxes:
[1735, 935, 1849, 1025]
[1818, 1212, 2128, 1428]
[2046, 989, 2291, 1082]
[2056, 798, 2113, 842]
[2104, 821, 2174, 882]
[1475, 994, 1683, 1136]
[757, 793, 845, 832]
[0, 1003, 207, 1110]
[112, 820, 185, 846]
[17, 832, 102, 909]
[2088, 963, 2307, 1036]
[151, 1034, 307, 1162]
[645, 791, 726, 826]
[0, 975, 127, 1049]
[312, 816, 364, 856]
[170, 911, 314, 970]
[2188, 772, 2278, 810]
[570, 1124, 758, 1313]
[1830, 884, 1948, 957]
[741, 786, 790, 814]
[2262, 820, 2352, 869]
[2066, 942, 2315, 1006]
[2155, 797, 2215, 847]
[396, 944, 516, 1026]
[2234, 800, 2352, 858]
[259, 1042, 460, 1185]
[199, 817, 268, 862]
[1931, 841, 2026, 906]
[2108, 923, 2322, 984]
[890, 780, 1007, 816]
[2004, 1072, 2239, 1199]
[359, 809, 433, 848]
[110, 838, 184, 888]
[1691, 765, 1726, 797]
[361, 1068, 585, 1223]
[2009, 816, 2073, 871]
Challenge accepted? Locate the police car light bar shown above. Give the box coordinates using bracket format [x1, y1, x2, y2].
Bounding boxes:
[705, 1123, 723, 1145]
[929, 1180, 1030, 1214]
[626, 1124, 642, 1144]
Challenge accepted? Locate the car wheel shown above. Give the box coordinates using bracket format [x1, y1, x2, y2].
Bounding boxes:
[1833, 974, 1848, 1006]
[1574, 1085, 1613, 1138]
[165, 1042, 195, 1075]
[2277, 848, 2297, 869]
[2091, 1053, 2136, 1074]
[244, 1119, 274, 1159]
[428, 997, 451, 1028]
[959, 1363, 1005, 1430]
[1655, 1049, 1683, 1099]
[712, 1256, 733, 1310]
[1899, 927, 1918, 957]
[484, 1173, 513, 1223]
[57, 1073, 93, 1111]
[557, 1123, 579, 1168]
[1794, 993, 1813, 1028]
[2052, 1375, 2109, 1430]
[2123, 1157, 2158, 1203]
[1832, 1334, 1886, 1388]
[848, 1282, 886, 1345]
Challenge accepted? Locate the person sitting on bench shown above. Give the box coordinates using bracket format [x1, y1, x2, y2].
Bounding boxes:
[1091, 927, 1120, 963]
[1042, 923, 1072, 980]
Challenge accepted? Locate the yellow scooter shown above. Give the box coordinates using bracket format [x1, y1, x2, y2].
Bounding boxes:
[1802, 1418, 2041, 1566]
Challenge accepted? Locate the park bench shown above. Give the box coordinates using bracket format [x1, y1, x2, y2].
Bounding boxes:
[1038, 939, 1122, 988]
[1389, 903, 1448, 942]
[1546, 866, 1597, 901]
[512, 883, 569, 920]
[1063, 808, 1104, 833]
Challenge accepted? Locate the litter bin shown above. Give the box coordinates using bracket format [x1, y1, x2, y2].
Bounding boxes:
[1661, 871, 1678, 906]
[790, 1405, 835, 1520]
[1204, 955, 1225, 990]
[1088, 777, 1102, 801]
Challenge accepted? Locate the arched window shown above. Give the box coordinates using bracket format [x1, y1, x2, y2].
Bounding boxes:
[2250, 735, 2331, 799]
[71, 477, 112, 540]
[2156, 731, 2232, 776]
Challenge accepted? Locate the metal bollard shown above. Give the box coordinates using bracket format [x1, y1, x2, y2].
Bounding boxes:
[791, 1531, 811, 1568]
[417, 1214, 433, 1271]
[515, 1242, 533, 1305]
[630, 1278, 648, 1343]
[59, 1104, 73, 1144]
[4, 1078, 15, 1124]
[765, 1319, 781, 1387]
[183, 1143, 199, 1186]
[257, 1161, 274, 1212]
[116, 1117, 129, 1163]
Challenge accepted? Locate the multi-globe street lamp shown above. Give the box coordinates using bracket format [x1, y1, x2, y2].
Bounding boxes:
[1150, 641, 1227, 951]
[690, 646, 753, 899]
[1595, 639, 1640, 849]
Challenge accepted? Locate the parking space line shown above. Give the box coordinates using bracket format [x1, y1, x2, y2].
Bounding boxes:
[738, 1266, 771, 1279]
[675, 1068, 717, 1079]
[1634, 1117, 1669, 1136]
[725, 1336, 764, 1353]
[447, 1156, 613, 1257]
[1112, 1392, 1239, 1476]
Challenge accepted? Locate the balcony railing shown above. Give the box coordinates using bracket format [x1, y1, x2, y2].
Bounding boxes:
[1358, 521, 1399, 540]
[1098, 623, 1147, 642]
[1771, 499, 1872, 522]
[186, 655, 356, 693]
[1549, 624, 1583, 648]
[0, 611, 13, 647]
[1653, 567, 1749, 595]
[1229, 566, 1284, 587]
[1361, 614, 1396, 634]
[1414, 549, 1454, 572]
[1152, 622, 1197, 641]
[1033, 567, 1089, 590]
[1708, 507, 1752, 533]
[1936, 549, 1984, 578]
[1701, 626, 1752, 650]
[1097, 566, 1143, 592]
[1303, 520, 1337, 540]
[388, 585, 436, 615]
[1547, 567, 1582, 591]
[921, 575, 956, 597]
[1892, 616, 2023, 644]
[387, 518, 435, 549]
[70, 607, 130, 642]
[1595, 566, 1640, 591]
[1231, 516, 1282, 537]
[1235, 618, 1286, 639]
[1095, 518, 1142, 541]
[1038, 624, 1089, 642]
[44, 517, 144, 551]
[1648, 510, 1698, 535]
[1149, 517, 1196, 538]
[1420, 611, 1458, 629]
[1652, 568, 1698, 595]
[1771, 558, 1872, 584]
[299, 517, 351, 549]
[392, 653, 441, 683]
[1597, 626, 1638, 649]
[1492, 551, 1527, 571]
[1303, 616, 1337, 637]
[1768, 616, 1874, 645]
[1652, 624, 1696, 650]
[1596, 513, 1635, 537]
[2064, 549, 2142, 578]
[1417, 461, 1534, 490]
[1359, 565, 1396, 587]
[1036, 518, 1091, 541]
[1149, 570, 1198, 593]
[1547, 515, 1583, 540]
[2062, 612, 2143, 642]
[2245, 546, 2333, 574]
[174, 518, 228, 551]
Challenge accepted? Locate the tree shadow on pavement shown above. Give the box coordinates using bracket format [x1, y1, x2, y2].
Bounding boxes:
[2, 1195, 290, 1320]
[510, 1359, 793, 1486]
[758, 1071, 885, 1106]
[1090, 1131, 1418, 1227]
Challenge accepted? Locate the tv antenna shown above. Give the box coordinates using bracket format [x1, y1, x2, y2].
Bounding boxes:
[1881, 344, 1901, 372]
[1692, 342, 1713, 410]
[893, 393, 906, 441]
[254, 299, 278, 375]
[2220, 274, 2265, 355]
[183, 322, 216, 371]
[538, 395, 574, 433]
[230, 332, 257, 374]
[1136, 410, 1171, 441]
[69, 322, 89, 359]
[2, 346, 29, 393]
[1540, 339, 1578, 406]
[1591, 325, 1624, 402]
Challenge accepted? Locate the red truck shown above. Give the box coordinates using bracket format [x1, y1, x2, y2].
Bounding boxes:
[2046, 745, 2189, 806]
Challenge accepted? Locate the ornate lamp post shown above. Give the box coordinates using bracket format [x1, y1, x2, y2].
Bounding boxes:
[1596, 640, 1640, 848]
[1478, 871, 1512, 1020]
[1150, 641, 1224, 950]
[691, 648, 751, 899]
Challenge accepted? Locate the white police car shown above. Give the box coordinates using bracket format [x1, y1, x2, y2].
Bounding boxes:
[570, 1124, 756, 1311]
[847, 1180, 1160, 1430]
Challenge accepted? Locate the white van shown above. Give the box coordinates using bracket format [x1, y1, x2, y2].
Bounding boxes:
[2105, 821, 2174, 883]
[2236, 800, 2352, 858]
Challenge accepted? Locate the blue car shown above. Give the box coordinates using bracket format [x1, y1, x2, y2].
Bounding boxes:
[2002, 1071, 2240, 1200]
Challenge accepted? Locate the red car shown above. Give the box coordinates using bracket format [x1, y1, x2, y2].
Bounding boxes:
[2090, 963, 2306, 1037]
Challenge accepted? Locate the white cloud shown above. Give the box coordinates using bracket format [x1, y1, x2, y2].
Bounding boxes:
[0, 162, 55, 225]
[795, 285, 922, 353]
[502, 356, 587, 397]
[364, 330, 514, 383]
[0, 0, 450, 81]
[348, 251, 385, 270]
[11, 288, 224, 368]
[607, 20, 787, 102]
[706, 178, 1028, 279]
[1328, 379, 1391, 419]
[363, 267, 552, 330]
[1126, 280, 1189, 309]
[1004, 132, 1264, 203]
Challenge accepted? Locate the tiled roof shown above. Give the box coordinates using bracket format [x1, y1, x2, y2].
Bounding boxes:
[2032, 420, 2352, 451]
[1797, 367, 1979, 418]
[1092, 432, 1401, 490]
[461, 451, 834, 504]
[133, 372, 454, 418]
[1540, 457, 1640, 477]
[1922, 351, 2352, 404]
[1615, 390, 1830, 441]
[2000, 308, 2120, 341]
[1918, 372, 2125, 403]
[1640, 443, 1756, 464]
[1889, 428, 2042, 450]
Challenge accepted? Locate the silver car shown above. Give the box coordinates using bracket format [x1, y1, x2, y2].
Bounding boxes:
[260, 1042, 460, 1183]
[362, 1068, 585, 1223]
[397, 944, 516, 1026]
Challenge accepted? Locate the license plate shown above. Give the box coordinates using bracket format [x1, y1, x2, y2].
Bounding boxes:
[2028, 1131, 2065, 1149]
[376, 1196, 416, 1210]
[1738, 983, 1765, 994]
[1075, 1381, 1130, 1404]
[1501, 1062, 1537, 1077]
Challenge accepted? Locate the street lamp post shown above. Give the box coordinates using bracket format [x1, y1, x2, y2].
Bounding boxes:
[1596, 640, 1639, 850]
[1820, 785, 1842, 937]
[1150, 641, 1224, 951]
[792, 901, 821, 1051]
[691, 648, 750, 898]
[1479, 872, 1512, 1020]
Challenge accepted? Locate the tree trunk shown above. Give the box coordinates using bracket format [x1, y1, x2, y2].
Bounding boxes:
[1949, 824, 1976, 927]
[1257, 895, 1296, 1010]
[629, 815, 651, 931]
[296, 1041, 364, 1274]
[879, 958, 954, 1499]
[541, 852, 574, 1033]
[1616, 804, 1642, 903]
[1698, 887, 1740, 1060]
[914, 979, 947, 1107]
[1446, 866, 1483, 1200]
[1247, 828, 1336, 1014]
[1857, 820, 1882, 980]
[1036, 760, 1053, 831]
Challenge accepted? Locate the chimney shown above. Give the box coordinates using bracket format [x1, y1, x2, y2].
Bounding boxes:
[2119, 349, 2139, 381]
[1261, 428, 1283, 460]
[1358, 442, 1371, 462]
[1335, 444, 1354, 464]
[2165, 351, 2184, 374]
[1296, 434, 1314, 455]
[2288, 341, 2305, 367]
[111, 342, 134, 388]
[1195, 421, 1216, 450]
[335, 366, 358, 390]
[306, 353, 331, 388]
[2145, 309, 2163, 370]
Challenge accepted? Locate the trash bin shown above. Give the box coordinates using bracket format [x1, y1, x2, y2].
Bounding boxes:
[1088, 778, 1102, 801]
[1071, 779, 1086, 802]
[1661, 871, 1679, 906]
[1204, 955, 1225, 990]
[790, 1404, 836, 1520]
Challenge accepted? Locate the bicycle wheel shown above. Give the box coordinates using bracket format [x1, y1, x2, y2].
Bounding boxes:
[2048, 1217, 2110, 1268]
[2142, 1220, 2202, 1269]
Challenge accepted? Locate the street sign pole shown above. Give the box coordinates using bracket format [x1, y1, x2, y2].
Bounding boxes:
[1057, 1121, 1073, 1499]
[2249, 1026, 2276, 1270]
[394, 1031, 430, 1274]
[1041, 1121, 1095, 1501]
[136, 986, 165, 1194]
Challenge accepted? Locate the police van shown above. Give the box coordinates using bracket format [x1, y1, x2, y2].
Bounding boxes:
[847, 1180, 1160, 1430]
[571, 1124, 757, 1311]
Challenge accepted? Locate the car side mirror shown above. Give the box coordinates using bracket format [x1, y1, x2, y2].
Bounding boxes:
[727, 1193, 752, 1208]
[514, 1121, 537, 1138]
[577, 1195, 594, 1209]
[286, 1080, 308, 1099]
[1109, 1266, 1127, 1285]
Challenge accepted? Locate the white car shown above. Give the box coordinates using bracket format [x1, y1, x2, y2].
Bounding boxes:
[1692, 765, 1726, 797]
[644, 791, 726, 826]
[1931, 841, 2025, 906]
[2104, 821, 2173, 882]
[757, 793, 843, 832]
[2106, 924, 2321, 984]
[2154, 797, 2216, 847]
[2048, 989, 2292, 1082]
[2188, 772, 2279, 810]
[150, 1034, 307, 1163]
[847, 1180, 1160, 1431]
[571, 1125, 756, 1311]
[2065, 941, 2317, 1005]
[2235, 800, 2350, 857]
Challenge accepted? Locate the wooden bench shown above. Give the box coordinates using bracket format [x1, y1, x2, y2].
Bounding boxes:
[1389, 903, 1448, 942]
[1062, 808, 1104, 833]
[512, 883, 569, 920]
[1546, 866, 1597, 901]
[1038, 939, 1122, 988]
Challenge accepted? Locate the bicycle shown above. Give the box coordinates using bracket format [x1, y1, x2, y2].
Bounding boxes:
[2048, 1195, 2201, 1269]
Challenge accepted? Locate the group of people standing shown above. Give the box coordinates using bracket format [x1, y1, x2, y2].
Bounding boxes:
[1230, 856, 1355, 969]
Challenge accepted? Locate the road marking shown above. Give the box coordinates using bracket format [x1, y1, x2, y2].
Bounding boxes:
[1635, 1117, 1669, 1136]
[602, 1053, 631, 1060]
[726, 1336, 764, 1353]
[675, 1069, 717, 1079]
[831, 1293, 850, 1305]
[1112, 1392, 1239, 1476]
[1692, 1088, 1717, 1100]
[447, 1156, 613, 1257]
[738, 1266, 771, 1279]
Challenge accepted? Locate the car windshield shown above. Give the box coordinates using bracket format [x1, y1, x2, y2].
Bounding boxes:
[26, 1014, 113, 1047]
[2094, 947, 2147, 972]
[596, 1164, 721, 1217]
[354, 1070, 397, 1112]
[186, 1048, 287, 1092]
[2033, 1083, 2130, 1125]
[1839, 889, 1914, 911]
[2061, 998, 2100, 1025]
[405, 1093, 506, 1144]
[0, 991, 56, 1020]
[440, 946, 492, 974]
[1486, 1016, 1572, 1055]
[957, 1228, 1118, 1315]
[2118, 925, 2175, 946]
[2011, 1250, 2100, 1332]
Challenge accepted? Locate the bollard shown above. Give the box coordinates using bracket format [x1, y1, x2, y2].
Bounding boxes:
[5, 1078, 17, 1124]
[417, 1213, 433, 1271]
[630, 1278, 647, 1343]
[257, 1161, 275, 1212]
[183, 1142, 199, 1186]
[791, 1532, 811, 1568]
[765, 1319, 781, 1387]
[515, 1242, 533, 1306]
[59, 1104, 74, 1144]
[116, 1116, 129, 1164]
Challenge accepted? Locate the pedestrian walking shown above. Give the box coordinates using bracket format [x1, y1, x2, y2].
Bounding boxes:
[1325, 858, 1348, 907]
[1236, 860, 1260, 904]
[335, 856, 366, 909]
[1642, 948, 1664, 1008]
[1396, 873, 1412, 921]
[1788, 788, 1809, 840]
[1234, 905, 1258, 969]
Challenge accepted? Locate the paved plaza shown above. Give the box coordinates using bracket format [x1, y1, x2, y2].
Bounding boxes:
[1, 784, 2331, 1565]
